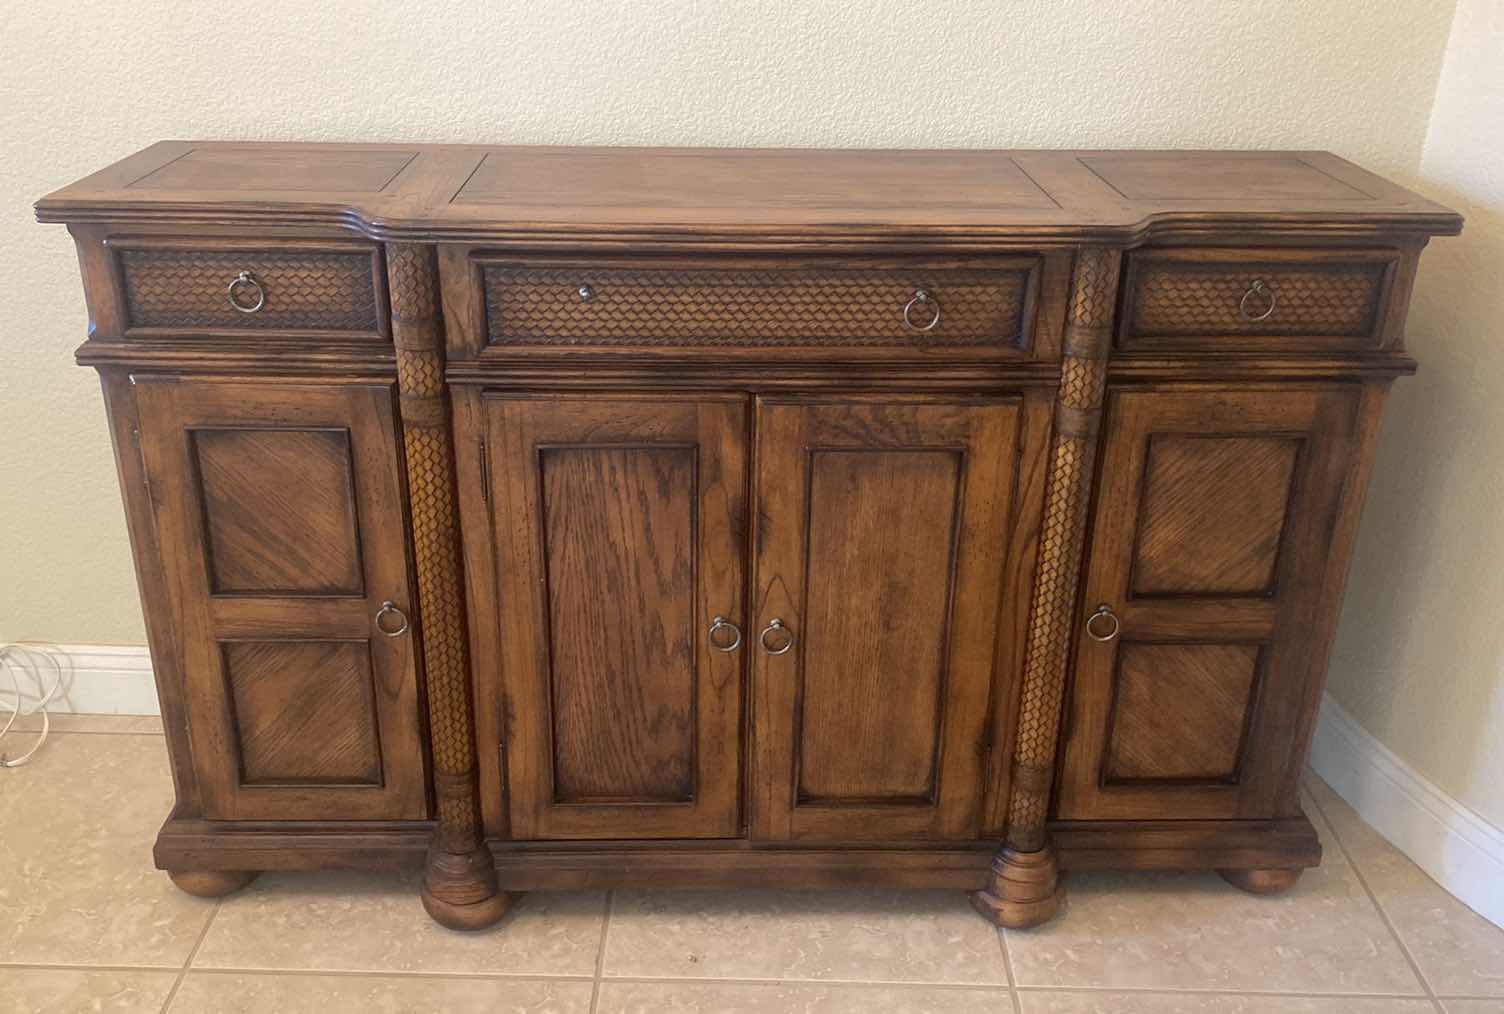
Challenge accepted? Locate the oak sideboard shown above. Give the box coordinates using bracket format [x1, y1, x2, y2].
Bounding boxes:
[36, 144, 1460, 930]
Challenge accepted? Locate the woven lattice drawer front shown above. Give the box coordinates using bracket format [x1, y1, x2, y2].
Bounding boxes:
[1121, 249, 1396, 349]
[119, 246, 383, 335]
[481, 262, 1037, 349]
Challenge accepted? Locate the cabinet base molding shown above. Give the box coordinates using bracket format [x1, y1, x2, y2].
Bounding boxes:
[970, 846, 1062, 929]
[153, 814, 1322, 902]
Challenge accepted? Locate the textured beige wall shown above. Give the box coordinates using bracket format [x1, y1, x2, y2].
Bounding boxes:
[0, 1, 1458, 655]
[1326, 0, 1504, 829]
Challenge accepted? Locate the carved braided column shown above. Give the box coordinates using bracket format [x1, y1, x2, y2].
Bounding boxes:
[386, 243, 510, 931]
[972, 247, 1120, 929]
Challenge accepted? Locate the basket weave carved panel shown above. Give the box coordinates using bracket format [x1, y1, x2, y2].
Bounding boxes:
[1129, 261, 1386, 337]
[482, 265, 1032, 347]
[120, 249, 380, 332]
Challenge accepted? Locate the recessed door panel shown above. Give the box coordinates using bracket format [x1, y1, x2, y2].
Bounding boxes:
[797, 449, 962, 803]
[485, 395, 746, 839]
[541, 444, 698, 803]
[751, 398, 1021, 841]
[135, 380, 426, 821]
[1058, 385, 1361, 821]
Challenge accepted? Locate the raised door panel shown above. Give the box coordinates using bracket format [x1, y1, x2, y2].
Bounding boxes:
[1057, 386, 1361, 821]
[135, 380, 427, 821]
[752, 398, 1021, 841]
[485, 395, 746, 839]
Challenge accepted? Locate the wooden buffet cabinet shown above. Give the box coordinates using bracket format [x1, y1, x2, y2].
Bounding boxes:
[36, 144, 1460, 930]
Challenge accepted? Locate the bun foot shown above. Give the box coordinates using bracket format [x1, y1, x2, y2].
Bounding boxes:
[420, 844, 512, 931]
[1219, 866, 1303, 895]
[421, 883, 515, 931]
[168, 869, 258, 898]
[970, 845, 1063, 929]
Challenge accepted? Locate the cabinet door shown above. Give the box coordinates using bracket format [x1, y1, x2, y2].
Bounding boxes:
[485, 395, 747, 839]
[135, 380, 427, 821]
[751, 398, 1020, 840]
[1057, 385, 1361, 821]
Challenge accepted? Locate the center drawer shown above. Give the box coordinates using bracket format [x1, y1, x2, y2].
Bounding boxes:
[475, 256, 1048, 355]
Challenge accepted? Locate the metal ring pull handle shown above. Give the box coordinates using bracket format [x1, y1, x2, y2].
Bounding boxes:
[374, 601, 409, 637]
[759, 618, 795, 655]
[707, 615, 742, 653]
[1238, 279, 1276, 322]
[1085, 604, 1120, 643]
[902, 289, 942, 332]
[226, 270, 267, 314]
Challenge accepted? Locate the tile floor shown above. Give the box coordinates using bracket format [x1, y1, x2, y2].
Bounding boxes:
[0, 716, 1501, 1013]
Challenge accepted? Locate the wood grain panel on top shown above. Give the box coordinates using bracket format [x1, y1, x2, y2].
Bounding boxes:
[1104, 642, 1261, 783]
[36, 144, 1462, 241]
[1131, 435, 1300, 598]
[797, 449, 962, 802]
[129, 146, 417, 193]
[455, 148, 1057, 211]
[191, 427, 363, 596]
[223, 640, 381, 785]
[1080, 153, 1373, 201]
[540, 445, 696, 803]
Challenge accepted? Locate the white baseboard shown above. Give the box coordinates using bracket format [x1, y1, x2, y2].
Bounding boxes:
[0, 643, 158, 716]
[1310, 692, 1504, 929]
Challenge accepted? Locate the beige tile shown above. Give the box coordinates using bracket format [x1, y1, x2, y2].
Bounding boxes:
[167, 971, 594, 1013]
[5, 712, 162, 735]
[0, 733, 217, 965]
[1018, 993, 1437, 1013]
[604, 889, 1008, 984]
[0, 968, 177, 1012]
[1307, 774, 1504, 998]
[195, 873, 604, 975]
[598, 980, 1013, 1012]
[1442, 1001, 1504, 1013]
[1004, 808, 1422, 994]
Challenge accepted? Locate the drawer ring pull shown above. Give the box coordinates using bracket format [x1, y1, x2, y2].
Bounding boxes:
[1238, 279, 1277, 322]
[902, 289, 942, 332]
[1085, 604, 1120, 643]
[708, 615, 743, 653]
[226, 271, 267, 314]
[374, 601, 409, 637]
[759, 618, 795, 656]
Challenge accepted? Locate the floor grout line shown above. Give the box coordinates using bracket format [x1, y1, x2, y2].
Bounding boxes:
[0, 962, 185, 973]
[997, 927, 1024, 1014]
[1009, 984, 1443, 998]
[2, 729, 164, 738]
[588, 889, 613, 1014]
[157, 898, 221, 1014]
[1305, 774, 1444, 1011]
[180, 967, 597, 981]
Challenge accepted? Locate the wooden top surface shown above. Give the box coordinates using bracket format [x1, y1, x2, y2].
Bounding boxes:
[36, 142, 1462, 242]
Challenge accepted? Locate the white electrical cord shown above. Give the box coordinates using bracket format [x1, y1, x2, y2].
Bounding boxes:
[0, 643, 66, 767]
